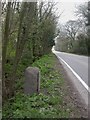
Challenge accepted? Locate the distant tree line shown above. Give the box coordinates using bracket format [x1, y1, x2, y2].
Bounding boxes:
[55, 1, 90, 56]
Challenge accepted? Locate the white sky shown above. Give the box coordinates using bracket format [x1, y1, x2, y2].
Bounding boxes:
[41, 0, 88, 24]
[53, 0, 88, 24]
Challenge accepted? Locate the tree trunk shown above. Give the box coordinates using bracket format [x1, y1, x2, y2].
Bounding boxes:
[2, 2, 11, 101]
[9, 2, 37, 97]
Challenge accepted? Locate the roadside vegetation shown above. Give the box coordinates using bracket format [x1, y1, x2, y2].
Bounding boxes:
[1, 1, 89, 119]
[2, 1, 58, 101]
[3, 54, 87, 118]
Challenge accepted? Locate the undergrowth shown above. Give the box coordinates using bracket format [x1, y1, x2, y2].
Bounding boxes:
[3, 54, 71, 118]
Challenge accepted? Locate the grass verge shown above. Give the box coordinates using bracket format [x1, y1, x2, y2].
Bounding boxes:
[2, 53, 83, 118]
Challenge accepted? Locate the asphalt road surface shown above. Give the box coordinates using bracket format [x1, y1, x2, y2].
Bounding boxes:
[52, 49, 89, 107]
[54, 51, 88, 85]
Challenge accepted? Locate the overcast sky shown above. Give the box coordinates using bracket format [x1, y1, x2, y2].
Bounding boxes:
[53, 0, 88, 24]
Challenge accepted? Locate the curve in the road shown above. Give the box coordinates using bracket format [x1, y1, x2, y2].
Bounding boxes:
[52, 49, 90, 93]
[58, 55, 90, 93]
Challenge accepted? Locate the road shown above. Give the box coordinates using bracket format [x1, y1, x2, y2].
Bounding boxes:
[52, 48, 89, 107]
[54, 51, 88, 85]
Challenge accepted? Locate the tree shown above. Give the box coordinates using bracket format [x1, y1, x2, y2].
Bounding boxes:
[2, 1, 21, 100]
[65, 20, 82, 49]
[37, 2, 57, 55]
[75, 1, 90, 55]
[2, 1, 58, 100]
[2, 2, 12, 100]
[55, 25, 69, 52]
[88, 1, 90, 55]
[75, 2, 88, 25]
[2, 2, 38, 99]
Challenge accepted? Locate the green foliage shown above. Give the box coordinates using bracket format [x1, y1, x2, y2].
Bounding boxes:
[3, 92, 67, 118]
[3, 54, 71, 118]
[32, 54, 53, 74]
[57, 34, 88, 55]
[68, 34, 88, 55]
[2, 1, 57, 100]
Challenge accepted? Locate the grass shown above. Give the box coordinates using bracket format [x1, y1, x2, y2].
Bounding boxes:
[2, 54, 72, 118]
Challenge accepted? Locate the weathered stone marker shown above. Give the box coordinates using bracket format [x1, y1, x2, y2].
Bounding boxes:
[24, 67, 40, 95]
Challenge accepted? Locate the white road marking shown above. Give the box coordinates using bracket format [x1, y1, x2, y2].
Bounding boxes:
[53, 51, 90, 93]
